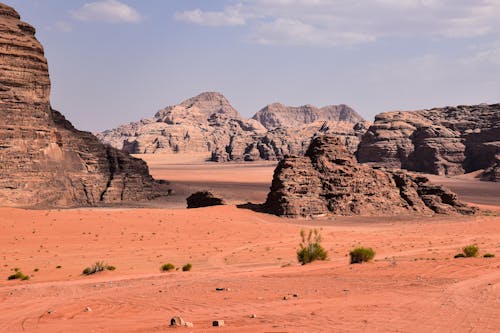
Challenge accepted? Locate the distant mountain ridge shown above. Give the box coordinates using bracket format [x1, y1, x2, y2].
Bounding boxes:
[97, 92, 368, 162]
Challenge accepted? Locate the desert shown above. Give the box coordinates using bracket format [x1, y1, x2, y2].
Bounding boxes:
[1, 159, 499, 332]
[1, 1, 500, 333]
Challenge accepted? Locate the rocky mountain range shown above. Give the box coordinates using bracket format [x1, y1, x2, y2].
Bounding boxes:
[357, 104, 499, 181]
[264, 135, 476, 218]
[97, 92, 369, 161]
[0, 3, 169, 208]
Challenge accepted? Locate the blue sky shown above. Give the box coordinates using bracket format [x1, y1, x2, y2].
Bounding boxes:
[5, 0, 500, 131]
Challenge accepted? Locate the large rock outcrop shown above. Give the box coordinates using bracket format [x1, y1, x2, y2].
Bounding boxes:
[356, 104, 500, 181]
[264, 135, 476, 218]
[0, 3, 168, 208]
[98, 94, 368, 162]
[252, 103, 363, 130]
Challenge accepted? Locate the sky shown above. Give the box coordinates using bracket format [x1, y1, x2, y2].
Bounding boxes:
[4, 0, 500, 131]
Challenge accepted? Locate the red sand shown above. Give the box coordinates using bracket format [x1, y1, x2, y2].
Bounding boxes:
[1, 161, 499, 332]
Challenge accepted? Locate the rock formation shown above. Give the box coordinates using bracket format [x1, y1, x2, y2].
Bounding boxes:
[264, 135, 476, 218]
[357, 104, 500, 181]
[0, 3, 168, 208]
[252, 103, 363, 130]
[98, 94, 368, 161]
[186, 191, 225, 208]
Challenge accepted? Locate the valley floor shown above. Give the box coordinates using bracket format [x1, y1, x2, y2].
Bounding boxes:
[1, 157, 499, 332]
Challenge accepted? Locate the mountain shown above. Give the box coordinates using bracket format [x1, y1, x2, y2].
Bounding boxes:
[0, 3, 169, 208]
[98, 94, 368, 162]
[252, 103, 363, 130]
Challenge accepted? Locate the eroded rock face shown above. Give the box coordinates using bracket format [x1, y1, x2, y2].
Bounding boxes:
[0, 3, 168, 207]
[264, 135, 476, 218]
[98, 94, 368, 162]
[357, 104, 500, 181]
[252, 103, 363, 130]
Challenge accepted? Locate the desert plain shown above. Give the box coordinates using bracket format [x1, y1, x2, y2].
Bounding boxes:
[1, 155, 499, 333]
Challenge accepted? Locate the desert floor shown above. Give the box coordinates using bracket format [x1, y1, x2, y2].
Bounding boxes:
[1, 155, 499, 332]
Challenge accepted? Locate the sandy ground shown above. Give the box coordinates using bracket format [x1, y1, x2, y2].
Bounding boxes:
[1, 157, 499, 332]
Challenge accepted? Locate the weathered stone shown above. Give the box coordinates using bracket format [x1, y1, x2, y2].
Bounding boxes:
[0, 3, 169, 208]
[264, 135, 476, 218]
[212, 320, 225, 327]
[97, 94, 368, 161]
[252, 102, 363, 130]
[170, 316, 185, 327]
[186, 191, 225, 209]
[357, 104, 500, 181]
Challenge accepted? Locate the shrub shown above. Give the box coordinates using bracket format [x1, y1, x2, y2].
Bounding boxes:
[462, 245, 479, 258]
[182, 263, 192, 272]
[297, 229, 328, 265]
[106, 265, 116, 271]
[161, 263, 175, 272]
[483, 253, 495, 258]
[454, 253, 466, 258]
[82, 261, 107, 275]
[349, 247, 375, 264]
[7, 271, 29, 281]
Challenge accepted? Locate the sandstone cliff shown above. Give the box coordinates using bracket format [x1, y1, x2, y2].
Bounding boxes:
[0, 3, 168, 208]
[98, 94, 367, 161]
[356, 104, 500, 181]
[264, 135, 476, 218]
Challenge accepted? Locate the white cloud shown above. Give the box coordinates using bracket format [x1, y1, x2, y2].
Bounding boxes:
[174, 0, 500, 47]
[251, 18, 375, 46]
[72, 0, 142, 23]
[175, 5, 246, 26]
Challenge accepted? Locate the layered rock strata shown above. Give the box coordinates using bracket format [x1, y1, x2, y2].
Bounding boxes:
[264, 135, 476, 218]
[98, 93, 368, 161]
[357, 104, 500, 181]
[0, 3, 168, 207]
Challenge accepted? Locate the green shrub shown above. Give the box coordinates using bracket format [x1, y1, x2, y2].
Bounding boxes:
[161, 263, 175, 272]
[454, 253, 466, 258]
[483, 253, 495, 258]
[82, 261, 107, 275]
[462, 245, 479, 257]
[7, 271, 28, 281]
[182, 263, 192, 271]
[297, 229, 328, 265]
[106, 265, 116, 271]
[349, 247, 375, 264]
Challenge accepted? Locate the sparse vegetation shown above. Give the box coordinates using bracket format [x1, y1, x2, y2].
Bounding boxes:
[462, 245, 479, 257]
[182, 263, 192, 271]
[454, 253, 466, 258]
[349, 247, 375, 264]
[483, 253, 495, 258]
[161, 263, 175, 272]
[297, 229, 328, 265]
[82, 261, 115, 275]
[7, 270, 29, 281]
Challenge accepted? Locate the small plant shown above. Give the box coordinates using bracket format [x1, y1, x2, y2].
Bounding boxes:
[462, 245, 479, 257]
[182, 263, 192, 271]
[7, 271, 29, 281]
[106, 265, 116, 271]
[297, 229, 328, 265]
[483, 253, 495, 258]
[56, 265, 62, 269]
[82, 261, 107, 275]
[454, 253, 466, 258]
[161, 263, 175, 272]
[34, 268, 39, 272]
[349, 247, 375, 264]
